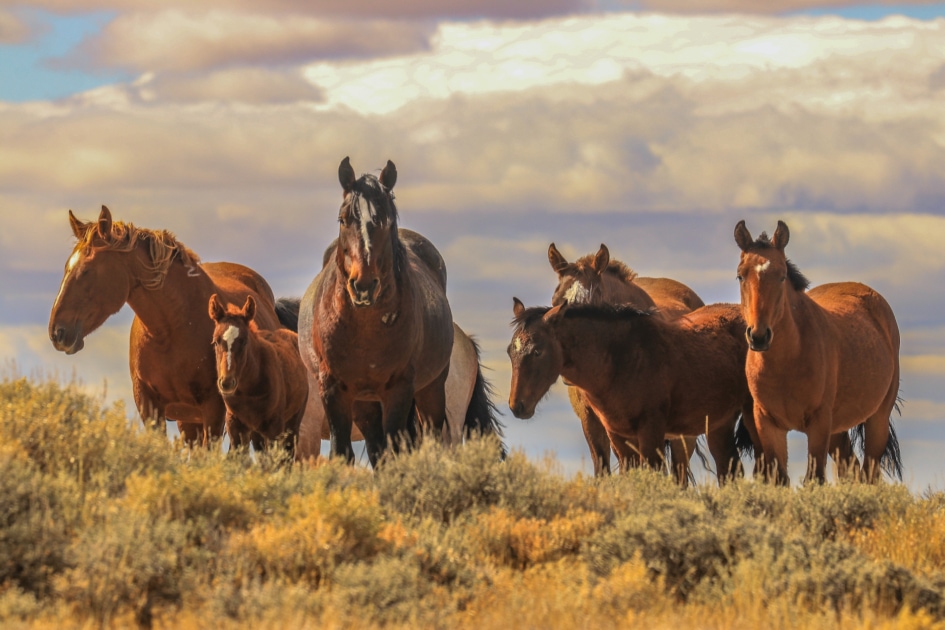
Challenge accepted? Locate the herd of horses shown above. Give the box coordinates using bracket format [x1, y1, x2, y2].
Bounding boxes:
[48, 158, 903, 486]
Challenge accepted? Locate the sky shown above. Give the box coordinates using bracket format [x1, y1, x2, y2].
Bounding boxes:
[2, 0, 944, 488]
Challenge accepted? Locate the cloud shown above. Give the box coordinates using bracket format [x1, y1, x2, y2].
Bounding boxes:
[72, 10, 436, 73]
[623, 0, 944, 14]
[138, 68, 323, 104]
[0, 9, 29, 43]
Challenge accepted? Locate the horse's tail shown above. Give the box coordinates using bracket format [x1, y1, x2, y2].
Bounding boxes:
[849, 395, 904, 480]
[734, 414, 756, 461]
[463, 339, 506, 457]
[663, 435, 709, 484]
[275, 297, 301, 332]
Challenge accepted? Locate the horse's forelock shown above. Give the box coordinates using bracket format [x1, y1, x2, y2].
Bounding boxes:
[744, 233, 810, 291]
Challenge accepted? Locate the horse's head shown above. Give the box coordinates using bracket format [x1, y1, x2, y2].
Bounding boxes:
[48, 206, 133, 354]
[335, 157, 402, 308]
[209, 294, 257, 395]
[507, 298, 565, 419]
[734, 220, 809, 352]
[548, 243, 609, 307]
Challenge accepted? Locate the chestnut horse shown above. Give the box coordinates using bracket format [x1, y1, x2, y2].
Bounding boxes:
[547, 243, 706, 479]
[48, 206, 297, 444]
[734, 220, 902, 484]
[298, 158, 454, 467]
[508, 299, 752, 484]
[209, 294, 308, 455]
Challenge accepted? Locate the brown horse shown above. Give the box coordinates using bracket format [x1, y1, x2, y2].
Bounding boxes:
[298, 158, 454, 467]
[734, 220, 902, 484]
[48, 205, 295, 444]
[508, 299, 752, 484]
[209, 294, 308, 455]
[547, 243, 706, 479]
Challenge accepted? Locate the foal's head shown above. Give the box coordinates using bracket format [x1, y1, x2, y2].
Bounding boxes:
[548, 243, 610, 306]
[734, 220, 809, 352]
[507, 298, 565, 419]
[335, 157, 403, 307]
[209, 294, 257, 395]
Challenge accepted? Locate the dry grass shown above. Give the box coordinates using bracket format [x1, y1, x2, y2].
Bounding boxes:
[1, 375, 944, 629]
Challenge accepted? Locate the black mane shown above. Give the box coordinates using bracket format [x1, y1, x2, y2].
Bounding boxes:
[342, 172, 407, 276]
[751, 232, 810, 291]
[512, 303, 655, 329]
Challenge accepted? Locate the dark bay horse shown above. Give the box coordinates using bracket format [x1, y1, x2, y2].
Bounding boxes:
[734, 220, 902, 484]
[209, 294, 308, 455]
[508, 299, 752, 484]
[48, 205, 296, 444]
[547, 243, 706, 479]
[298, 158, 454, 467]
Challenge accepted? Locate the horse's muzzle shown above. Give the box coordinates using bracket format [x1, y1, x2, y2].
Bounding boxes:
[218, 376, 238, 395]
[348, 278, 380, 307]
[509, 399, 535, 420]
[49, 323, 85, 355]
[746, 326, 772, 352]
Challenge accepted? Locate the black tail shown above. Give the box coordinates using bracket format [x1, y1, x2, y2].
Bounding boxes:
[849, 395, 904, 481]
[275, 297, 301, 332]
[463, 339, 506, 457]
[734, 414, 757, 461]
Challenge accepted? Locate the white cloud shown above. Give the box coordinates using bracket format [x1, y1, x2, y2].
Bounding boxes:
[0, 8, 29, 44]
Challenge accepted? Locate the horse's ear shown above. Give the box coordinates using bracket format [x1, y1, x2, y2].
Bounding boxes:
[242, 295, 257, 322]
[542, 303, 565, 324]
[592, 244, 610, 275]
[548, 243, 568, 274]
[68, 210, 86, 239]
[734, 220, 754, 252]
[97, 205, 113, 239]
[209, 294, 226, 322]
[513, 297, 526, 319]
[772, 220, 790, 250]
[380, 160, 397, 191]
[339, 157, 356, 193]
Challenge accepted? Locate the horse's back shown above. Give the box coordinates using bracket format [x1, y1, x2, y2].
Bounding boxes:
[202, 261, 280, 329]
[635, 277, 705, 320]
[809, 282, 899, 350]
[400, 229, 448, 290]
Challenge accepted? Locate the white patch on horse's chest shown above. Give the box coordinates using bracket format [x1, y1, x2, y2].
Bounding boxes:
[755, 261, 771, 275]
[564, 280, 590, 304]
[381, 311, 398, 325]
[222, 325, 240, 370]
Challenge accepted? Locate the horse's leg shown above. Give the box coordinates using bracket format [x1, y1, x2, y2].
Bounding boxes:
[569, 387, 611, 476]
[415, 366, 450, 446]
[754, 408, 790, 485]
[636, 418, 666, 474]
[828, 431, 861, 480]
[381, 383, 417, 458]
[178, 422, 202, 445]
[355, 401, 387, 466]
[706, 421, 741, 486]
[133, 382, 166, 433]
[863, 373, 899, 483]
[804, 409, 833, 484]
[667, 435, 695, 486]
[607, 430, 639, 473]
[296, 370, 326, 461]
[319, 373, 355, 463]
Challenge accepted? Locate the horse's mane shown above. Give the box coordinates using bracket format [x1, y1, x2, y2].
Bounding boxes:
[344, 173, 407, 276]
[76, 221, 200, 290]
[512, 303, 654, 329]
[749, 232, 810, 291]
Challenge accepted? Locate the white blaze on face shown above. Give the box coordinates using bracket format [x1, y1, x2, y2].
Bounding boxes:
[54, 249, 83, 307]
[222, 325, 240, 371]
[357, 198, 373, 263]
[513, 336, 523, 354]
[563, 280, 590, 304]
[755, 260, 771, 275]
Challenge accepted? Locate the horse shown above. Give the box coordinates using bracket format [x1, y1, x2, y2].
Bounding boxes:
[733, 220, 902, 484]
[298, 158, 455, 467]
[48, 205, 298, 445]
[547, 242, 707, 480]
[508, 298, 752, 484]
[208, 294, 308, 456]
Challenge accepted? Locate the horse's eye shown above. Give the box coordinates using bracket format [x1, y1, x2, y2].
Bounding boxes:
[781, 276, 786, 283]
[736, 274, 743, 282]
[533, 348, 542, 357]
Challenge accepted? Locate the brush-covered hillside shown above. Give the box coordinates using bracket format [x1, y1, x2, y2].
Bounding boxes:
[2, 376, 945, 629]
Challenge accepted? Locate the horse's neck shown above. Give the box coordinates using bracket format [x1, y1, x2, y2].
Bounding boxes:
[762, 289, 810, 363]
[553, 316, 629, 395]
[125, 251, 215, 340]
[235, 335, 269, 397]
[603, 275, 656, 310]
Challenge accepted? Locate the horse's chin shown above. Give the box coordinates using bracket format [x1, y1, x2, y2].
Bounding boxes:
[63, 338, 85, 355]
